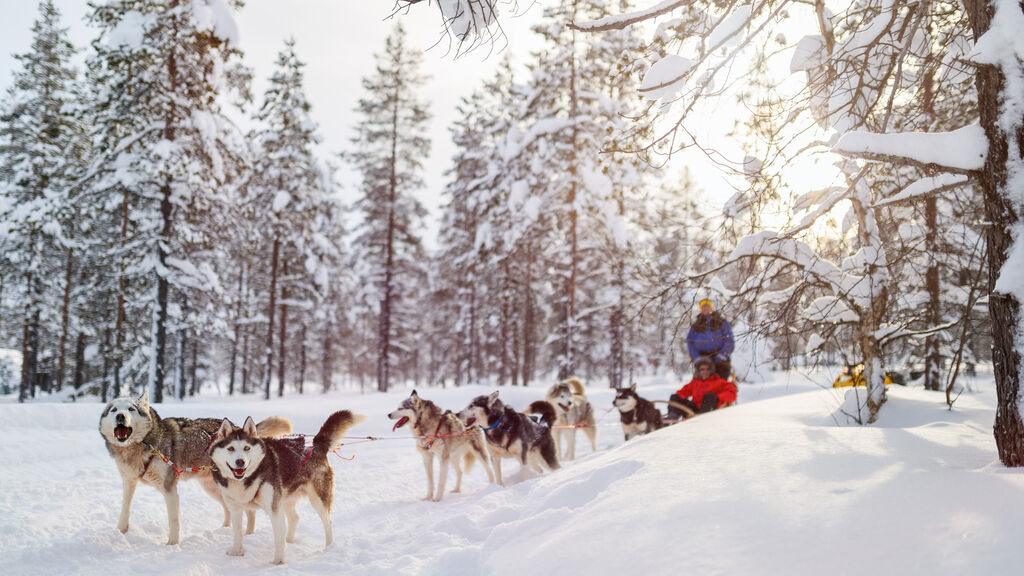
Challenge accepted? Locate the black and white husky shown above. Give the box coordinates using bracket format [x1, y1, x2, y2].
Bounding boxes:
[208, 411, 365, 564]
[458, 391, 560, 485]
[613, 384, 664, 441]
[98, 390, 291, 545]
[388, 390, 494, 501]
[546, 377, 597, 460]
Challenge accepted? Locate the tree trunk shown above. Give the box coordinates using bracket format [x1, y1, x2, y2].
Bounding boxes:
[263, 235, 280, 400]
[965, 0, 1024, 465]
[73, 332, 85, 391]
[101, 329, 111, 402]
[277, 260, 289, 398]
[924, 195, 942, 391]
[189, 339, 198, 396]
[562, 3, 579, 381]
[321, 324, 333, 393]
[228, 263, 244, 395]
[153, 181, 173, 404]
[297, 325, 306, 394]
[176, 329, 186, 401]
[57, 247, 73, 391]
[378, 78, 400, 394]
[115, 187, 129, 399]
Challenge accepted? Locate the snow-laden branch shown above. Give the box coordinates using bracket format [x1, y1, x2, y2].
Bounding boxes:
[569, 0, 692, 32]
[871, 174, 971, 208]
[834, 124, 988, 173]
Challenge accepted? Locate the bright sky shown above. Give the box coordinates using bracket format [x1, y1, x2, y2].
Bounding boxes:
[0, 0, 543, 242]
[0, 1, 814, 243]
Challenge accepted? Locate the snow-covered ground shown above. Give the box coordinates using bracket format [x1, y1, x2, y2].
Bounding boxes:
[3, 370, 1023, 576]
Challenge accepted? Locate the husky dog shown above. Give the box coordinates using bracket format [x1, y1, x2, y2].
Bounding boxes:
[98, 390, 291, 545]
[546, 377, 597, 460]
[209, 410, 365, 564]
[458, 391, 559, 485]
[387, 390, 494, 501]
[613, 384, 664, 441]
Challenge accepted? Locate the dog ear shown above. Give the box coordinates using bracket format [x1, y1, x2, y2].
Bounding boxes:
[242, 416, 258, 436]
[217, 418, 235, 438]
[137, 389, 150, 414]
[487, 390, 500, 405]
[411, 389, 419, 398]
[630, 383, 637, 392]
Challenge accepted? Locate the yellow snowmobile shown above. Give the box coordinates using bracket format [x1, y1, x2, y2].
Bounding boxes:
[832, 363, 903, 387]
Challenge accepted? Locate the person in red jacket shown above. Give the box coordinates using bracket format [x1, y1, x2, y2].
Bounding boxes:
[667, 356, 738, 420]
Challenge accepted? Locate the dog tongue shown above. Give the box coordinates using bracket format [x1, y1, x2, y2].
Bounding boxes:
[114, 425, 132, 441]
[393, 416, 409, 432]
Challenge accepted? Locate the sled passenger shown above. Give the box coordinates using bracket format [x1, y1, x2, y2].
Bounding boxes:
[686, 298, 734, 380]
[666, 356, 738, 420]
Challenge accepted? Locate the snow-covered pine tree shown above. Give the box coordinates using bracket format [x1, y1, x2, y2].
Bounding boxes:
[83, 0, 250, 402]
[246, 38, 324, 399]
[517, 0, 652, 382]
[346, 22, 430, 392]
[0, 0, 83, 402]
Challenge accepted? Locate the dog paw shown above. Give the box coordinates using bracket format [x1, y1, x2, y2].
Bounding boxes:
[117, 524, 129, 534]
[271, 559, 286, 565]
[226, 548, 245, 557]
[286, 537, 296, 544]
[166, 538, 180, 546]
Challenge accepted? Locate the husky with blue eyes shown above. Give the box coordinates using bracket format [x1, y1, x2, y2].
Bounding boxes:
[98, 390, 291, 545]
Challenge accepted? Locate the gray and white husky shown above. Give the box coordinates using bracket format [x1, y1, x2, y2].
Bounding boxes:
[458, 391, 560, 485]
[208, 410, 365, 564]
[546, 377, 597, 460]
[98, 390, 291, 545]
[388, 390, 494, 501]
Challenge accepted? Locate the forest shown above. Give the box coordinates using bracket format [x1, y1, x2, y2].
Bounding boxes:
[2, 0, 1020, 450]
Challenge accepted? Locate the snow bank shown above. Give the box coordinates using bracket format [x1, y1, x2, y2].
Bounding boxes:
[3, 375, 1023, 575]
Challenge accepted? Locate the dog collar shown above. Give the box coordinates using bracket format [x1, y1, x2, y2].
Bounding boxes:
[482, 414, 503, 431]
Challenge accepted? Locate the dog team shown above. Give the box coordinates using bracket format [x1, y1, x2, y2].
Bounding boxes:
[98, 377, 670, 563]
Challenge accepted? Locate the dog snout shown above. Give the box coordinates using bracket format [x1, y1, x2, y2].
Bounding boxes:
[115, 413, 126, 424]
[234, 458, 245, 468]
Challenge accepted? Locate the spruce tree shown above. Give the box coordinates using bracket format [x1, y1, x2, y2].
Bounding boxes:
[346, 22, 431, 392]
[0, 0, 82, 402]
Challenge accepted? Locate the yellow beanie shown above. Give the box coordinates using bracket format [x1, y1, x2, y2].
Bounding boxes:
[699, 298, 713, 309]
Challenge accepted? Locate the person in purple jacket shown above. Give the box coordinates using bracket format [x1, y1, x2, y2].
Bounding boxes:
[686, 298, 734, 380]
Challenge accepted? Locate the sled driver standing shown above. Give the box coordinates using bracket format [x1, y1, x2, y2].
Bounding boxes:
[686, 298, 734, 380]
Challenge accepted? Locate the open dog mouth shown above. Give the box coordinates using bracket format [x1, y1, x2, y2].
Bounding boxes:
[559, 403, 571, 412]
[392, 416, 409, 431]
[114, 425, 133, 442]
[464, 417, 477, 427]
[229, 466, 246, 479]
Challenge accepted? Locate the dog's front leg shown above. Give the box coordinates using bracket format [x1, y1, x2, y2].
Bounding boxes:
[162, 481, 181, 545]
[117, 476, 139, 534]
[490, 448, 504, 486]
[245, 510, 256, 535]
[566, 427, 577, 460]
[435, 448, 450, 501]
[226, 506, 245, 557]
[269, 508, 287, 564]
[420, 450, 435, 501]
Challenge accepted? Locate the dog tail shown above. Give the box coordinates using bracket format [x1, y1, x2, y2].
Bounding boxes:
[541, 435, 561, 471]
[563, 376, 585, 396]
[525, 400, 557, 427]
[256, 416, 292, 438]
[313, 410, 367, 454]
